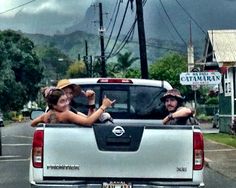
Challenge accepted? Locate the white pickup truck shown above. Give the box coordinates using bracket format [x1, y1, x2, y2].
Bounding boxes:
[29, 78, 204, 187]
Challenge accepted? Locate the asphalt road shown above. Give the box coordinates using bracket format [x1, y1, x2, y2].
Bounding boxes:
[0, 121, 34, 188]
[0, 121, 236, 188]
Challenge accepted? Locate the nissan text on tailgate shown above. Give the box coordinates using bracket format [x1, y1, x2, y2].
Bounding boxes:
[30, 78, 204, 187]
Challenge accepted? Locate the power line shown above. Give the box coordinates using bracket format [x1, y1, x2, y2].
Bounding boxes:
[109, 18, 136, 58]
[105, 0, 119, 31]
[155, 0, 176, 41]
[146, 43, 186, 54]
[0, 0, 37, 15]
[106, 0, 130, 59]
[159, 0, 187, 46]
[175, 0, 206, 35]
[106, 0, 147, 59]
[104, 0, 122, 50]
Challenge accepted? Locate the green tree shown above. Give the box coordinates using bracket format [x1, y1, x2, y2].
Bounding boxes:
[0, 30, 43, 112]
[111, 52, 138, 77]
[67, 60, 87, 78]
[125, 68, 141, 78]
[35, 45, 72, 81]
[150, 52, 193, 99]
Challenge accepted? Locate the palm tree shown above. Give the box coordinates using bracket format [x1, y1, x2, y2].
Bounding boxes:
[111, 51, 138, 77]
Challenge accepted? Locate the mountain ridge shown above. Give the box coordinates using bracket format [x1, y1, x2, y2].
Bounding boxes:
[25, 29, 205, 64]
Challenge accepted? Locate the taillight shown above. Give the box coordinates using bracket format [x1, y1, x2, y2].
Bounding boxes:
[193, 132, 204, 170]
[97, 78, 133, 83]
[32, 130, 44, 168]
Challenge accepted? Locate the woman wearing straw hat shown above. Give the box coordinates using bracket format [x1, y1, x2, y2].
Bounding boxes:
[31, 87, 115, 127]
[161, 89, 196, 125]
[56, 79, 96, 116]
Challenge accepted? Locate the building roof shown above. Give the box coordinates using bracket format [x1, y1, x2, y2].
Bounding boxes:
[207, 30, 236, 63]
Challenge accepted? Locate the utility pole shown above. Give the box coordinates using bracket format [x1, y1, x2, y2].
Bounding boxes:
[83, 40, 89, 77]
[89, 55, 93, 77]
[99, 2, 106, 77]
[187, 20, 194, 72]
[136, 0, 148, 79]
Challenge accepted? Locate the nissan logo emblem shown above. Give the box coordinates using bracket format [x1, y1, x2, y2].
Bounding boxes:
[112, 126, 125, 137]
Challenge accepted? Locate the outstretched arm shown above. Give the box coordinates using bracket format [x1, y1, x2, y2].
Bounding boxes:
[67, 96, 115, 126]
[31, 114, 45, 127]
[163, 107, 193, 125]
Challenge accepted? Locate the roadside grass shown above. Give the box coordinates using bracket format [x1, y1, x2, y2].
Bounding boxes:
[204, 133, 236, 148]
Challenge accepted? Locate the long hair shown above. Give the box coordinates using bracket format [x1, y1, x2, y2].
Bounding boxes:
[41, 87, 65, 110]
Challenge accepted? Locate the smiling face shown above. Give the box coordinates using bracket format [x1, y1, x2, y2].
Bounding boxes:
[63, 86, 74, 103]
[53, 94, 69, 112]
[164, 97, 178, 113]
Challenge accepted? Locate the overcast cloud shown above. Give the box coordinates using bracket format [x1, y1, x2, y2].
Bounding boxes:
[0, 0, 93, 16]
[0, 0, 236, 41]
[0, 0, 94, 34]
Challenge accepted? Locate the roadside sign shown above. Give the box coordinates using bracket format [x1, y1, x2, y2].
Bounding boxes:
[180, 71, 221, 85]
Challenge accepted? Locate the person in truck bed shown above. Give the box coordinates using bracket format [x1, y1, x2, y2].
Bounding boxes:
[31, 87, 115, 127]
[56, 79, 96, 116]
[161, 89, 198, 125]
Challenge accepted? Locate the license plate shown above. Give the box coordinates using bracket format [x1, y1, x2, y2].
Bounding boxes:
[102, 181, 132, 188]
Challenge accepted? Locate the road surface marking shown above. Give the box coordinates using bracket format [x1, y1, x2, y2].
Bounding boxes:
[205, 149, 236, 152]
[0, 155, 21, 158]
[2, 143, 31, 146]
[0, 155, 29, 162]
[0, 158, 29, 162]
[2, 135, 32, 139]
[205, 157, 212, 162]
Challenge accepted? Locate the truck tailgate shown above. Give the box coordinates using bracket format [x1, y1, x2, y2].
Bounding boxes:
[43, 125, 193, 179]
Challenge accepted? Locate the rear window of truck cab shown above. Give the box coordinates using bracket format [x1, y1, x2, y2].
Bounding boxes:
[71, 84, 168, 119]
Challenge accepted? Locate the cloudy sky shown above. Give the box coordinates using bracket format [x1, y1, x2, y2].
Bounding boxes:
[1, 0, 236, 42]
[0, 0, 94, 34]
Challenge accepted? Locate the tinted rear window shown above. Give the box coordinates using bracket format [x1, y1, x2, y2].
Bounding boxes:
[71, 84, 168, 119]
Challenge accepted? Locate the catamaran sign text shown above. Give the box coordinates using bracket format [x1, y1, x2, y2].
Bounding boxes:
[180, 72, 222, 85]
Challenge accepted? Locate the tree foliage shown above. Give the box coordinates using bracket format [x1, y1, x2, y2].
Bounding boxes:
[67, 60, 87, 78]
[109, 52, 138, 77]
[35, 45, 73, 81]
[150, 52, 193, 100]
[0, 30, 43, 111]
[124, 68, 141, 78]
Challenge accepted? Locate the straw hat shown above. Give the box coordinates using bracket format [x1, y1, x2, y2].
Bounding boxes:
[56, 79, 81, 96]
[160, 89, 185, 102]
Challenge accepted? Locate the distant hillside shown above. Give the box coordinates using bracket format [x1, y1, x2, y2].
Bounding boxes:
[25, 31, 100, 60]
[25, 30, 205, 64]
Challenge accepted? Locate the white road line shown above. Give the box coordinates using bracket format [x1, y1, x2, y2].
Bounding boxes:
[0, 155, 30, 162]
[0, 155, 21, 158]
[2, 135, 32, 139]
[0, 158, 29, 162]
[2, 143, 31, 146]
[205, 149, 236, 152]
[205, 157, 212, 162]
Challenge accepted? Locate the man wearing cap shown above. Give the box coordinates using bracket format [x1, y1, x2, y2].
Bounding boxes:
[56, 79, 96, 116]
[161, 89, 195, 125]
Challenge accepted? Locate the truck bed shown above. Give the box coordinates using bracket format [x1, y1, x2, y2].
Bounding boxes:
[43, 124, 194, 180]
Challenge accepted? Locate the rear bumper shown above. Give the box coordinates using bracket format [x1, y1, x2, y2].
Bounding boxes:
[31, 181, 205, 187]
